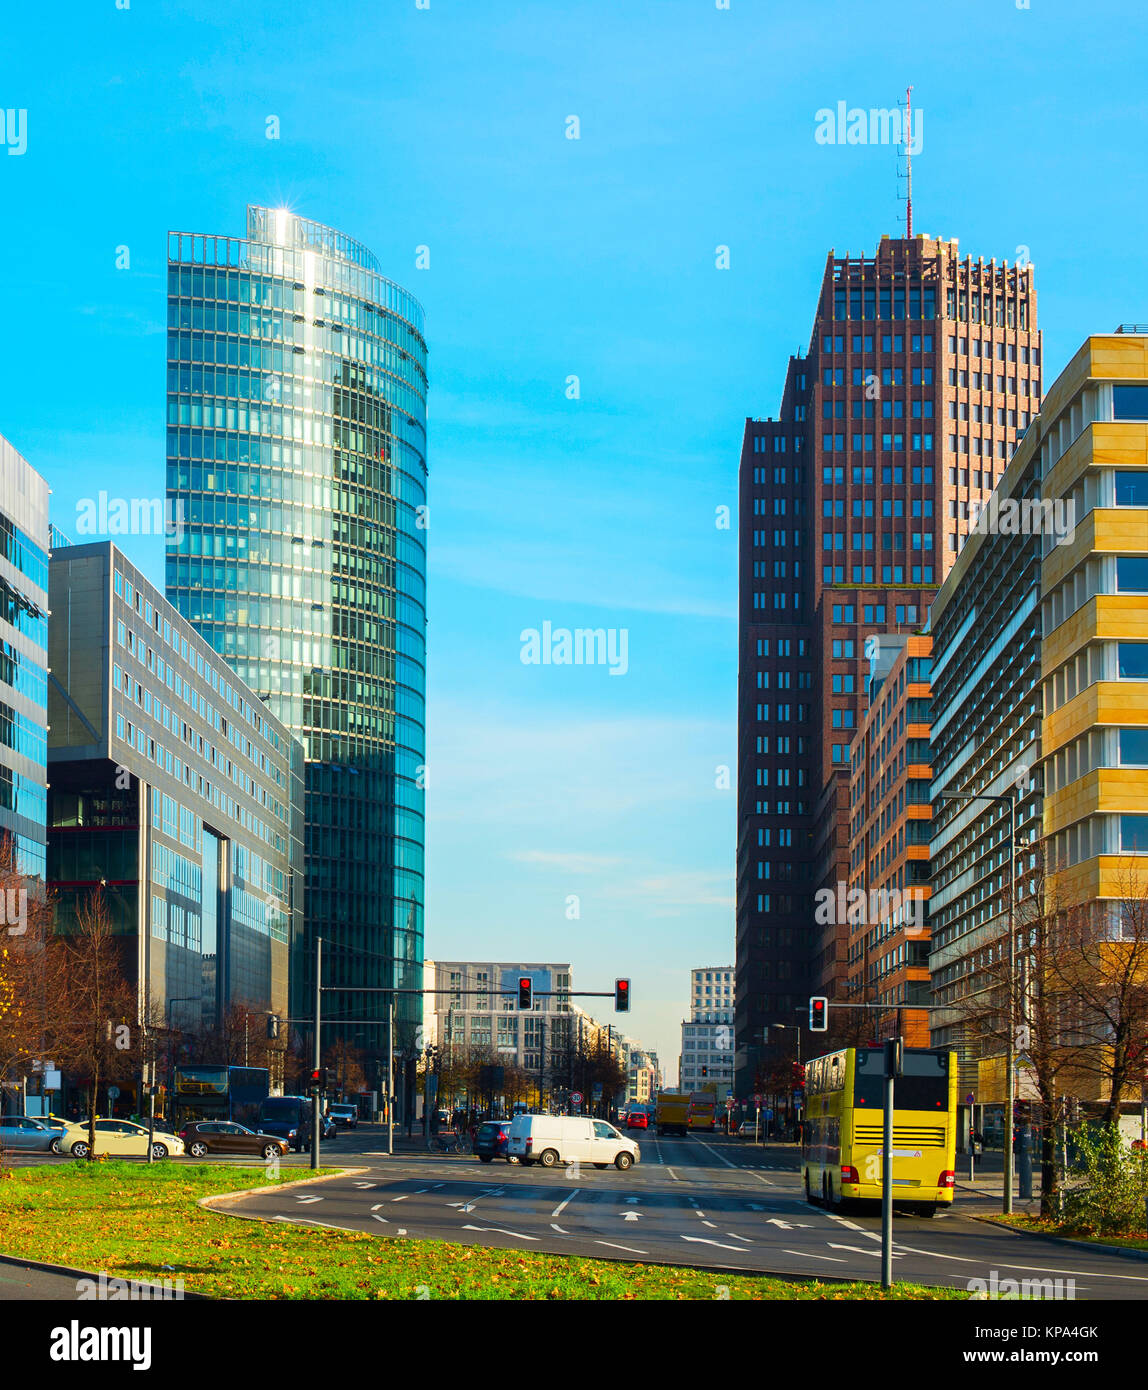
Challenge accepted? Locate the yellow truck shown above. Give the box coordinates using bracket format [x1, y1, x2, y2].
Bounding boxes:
[655, 1091, 690, 1137]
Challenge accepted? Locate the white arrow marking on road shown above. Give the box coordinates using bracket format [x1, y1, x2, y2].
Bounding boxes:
[624, 1197, 640, 1204]
[461, 1225, 538, 1241]
[295, 1195, 323, 1203]
[353, 1181, 373, 1189]
[765, 1218, 793, 1230]
[783, 1249, 846, 1263]
[681, 1236, 748, 1253]
[596, 1241, 648, 1255]
[622, 1212, 641, 1222]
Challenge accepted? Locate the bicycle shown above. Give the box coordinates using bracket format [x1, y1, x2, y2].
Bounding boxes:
[428, 1129, 471, 1155]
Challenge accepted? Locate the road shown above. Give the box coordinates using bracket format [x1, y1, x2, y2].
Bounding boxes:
[209, 1129, 1148, 1298]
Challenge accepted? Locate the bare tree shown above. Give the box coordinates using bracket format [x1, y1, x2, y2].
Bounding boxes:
[47, 888, 141, 1159]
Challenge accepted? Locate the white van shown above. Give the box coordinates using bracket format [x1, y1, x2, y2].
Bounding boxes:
[507, 1115, 639, 1170]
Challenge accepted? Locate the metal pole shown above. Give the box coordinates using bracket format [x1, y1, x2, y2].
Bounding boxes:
[387, 998, 394, 1157]
[881, 1037, 900, 1290]
[146, 1053, 155, 1164]
[1004, 794, 1016, 1216]
[311, 936, 321, 1172]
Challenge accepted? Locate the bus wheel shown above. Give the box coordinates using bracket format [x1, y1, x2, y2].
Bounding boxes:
[804, 1170, 818, 1205]
[822, 1173, 838, 1210]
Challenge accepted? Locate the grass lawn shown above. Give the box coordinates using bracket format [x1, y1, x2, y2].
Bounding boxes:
[1003, 1214, 1148, 1251]
[0, 1161, 965, 1300]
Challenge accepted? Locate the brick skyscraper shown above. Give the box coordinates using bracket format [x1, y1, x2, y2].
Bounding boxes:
[735, 233, 1040, 1095]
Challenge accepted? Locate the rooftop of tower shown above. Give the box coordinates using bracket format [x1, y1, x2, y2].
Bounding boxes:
[247, 204, 381, 274]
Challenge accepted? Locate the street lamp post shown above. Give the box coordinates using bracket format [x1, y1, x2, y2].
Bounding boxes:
[939, 786, 1020, 1216]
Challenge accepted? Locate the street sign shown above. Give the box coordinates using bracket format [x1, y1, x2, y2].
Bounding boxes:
[726, 1099, 735, 1110]
[753, 1093, 762, 1107]
[107, 1086, 120, 1100]
[44, 1069, 61, 1091]
[570, 1091, 583, 1105]
[966, 1092, 975, 1106]
[592, 1083, 603, 1097]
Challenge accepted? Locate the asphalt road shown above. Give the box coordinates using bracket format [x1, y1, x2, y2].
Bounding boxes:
[212, 1129, 1148, 1298]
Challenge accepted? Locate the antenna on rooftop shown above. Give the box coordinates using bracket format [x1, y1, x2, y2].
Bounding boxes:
[898, 85, 914, 239]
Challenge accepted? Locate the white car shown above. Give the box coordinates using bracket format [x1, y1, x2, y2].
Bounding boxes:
[62, 1118, 185, 1161]
[507, 1114, 639, 1170]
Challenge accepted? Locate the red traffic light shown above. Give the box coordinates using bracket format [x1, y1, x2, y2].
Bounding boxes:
[615, 978, 631, 1012]
[517, 977, 533, 1009]
[809, 996, 828, 1032]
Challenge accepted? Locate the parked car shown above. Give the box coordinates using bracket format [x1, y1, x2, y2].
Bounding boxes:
[507, 1115, 639, 1170]
[327, 1103, 358, 1129]
[626, 1111, 649, 1130]
[474, 1119, 521, 1164]
[179, 1121, 289, 1159]
[0, 1115, 60, 1153]
[61, 1118, 185, 1161]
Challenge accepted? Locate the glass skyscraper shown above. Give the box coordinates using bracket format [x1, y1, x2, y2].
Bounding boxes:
[165, 206, 428, 1047]
[0, 435, 49, 882]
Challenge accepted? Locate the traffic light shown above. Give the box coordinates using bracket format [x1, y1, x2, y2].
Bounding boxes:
[517, 976, 532, 1009]
[701, 1066, 708, 1078]
[615, 978, 631, 1013]
[310, 1067, 328, 1092]
[792, 1061, 806, 1088]
[266, 1014, 279, 1041]
[809, 996, 828, 1032]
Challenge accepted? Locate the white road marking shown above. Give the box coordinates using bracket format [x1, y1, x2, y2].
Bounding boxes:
[391, 1195, 410, 1202]
[622, 1212, 641, 1222]
[783, 1249, 846, 1263]
[416, 1188, 430, 1194]
[295, 1195, 323, 1204]
[596, 1241, 648, 1255]
[397, 1229, 407, 1235]
[701, 1220, 717, 1228]
[623, 1197, 640, 1204]
[665, 1167, 679, 1181]
[551, 1191, 579, 1218]
[828, 1243, 903, 1259]
[551, 1223, 568, 1234]
[461, 1224, 538, 1241]
[726, 1233, 753, 1242]
[272, 1215, 346, 1231]
[371, 1214, 389, 1224]
[681, 1236, 747, 1252]
[353, 1181, 373, 1189]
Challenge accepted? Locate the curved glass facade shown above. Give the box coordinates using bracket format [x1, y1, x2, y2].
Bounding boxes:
[165, 206, 427, 1041]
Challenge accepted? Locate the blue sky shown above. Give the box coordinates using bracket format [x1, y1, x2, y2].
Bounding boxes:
[2, 0, 1146, 1074]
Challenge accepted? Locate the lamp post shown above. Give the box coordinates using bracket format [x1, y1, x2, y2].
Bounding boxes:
[939, 786, 1022, 1216]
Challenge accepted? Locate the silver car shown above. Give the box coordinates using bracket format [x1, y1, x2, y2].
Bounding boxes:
[0, 1116, 60, 1153]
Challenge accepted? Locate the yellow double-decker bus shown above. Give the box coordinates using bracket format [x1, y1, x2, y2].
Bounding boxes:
[801, 1046, 957, 1216]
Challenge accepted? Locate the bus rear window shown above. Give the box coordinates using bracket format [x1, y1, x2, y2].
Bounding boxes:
[853, 1050, 948, 1110]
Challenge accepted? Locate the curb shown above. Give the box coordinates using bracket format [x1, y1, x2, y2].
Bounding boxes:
[964, 1212, 1148, 1261]
[196, 1166, 370, 1212]
[0, 1251, 211, 1300]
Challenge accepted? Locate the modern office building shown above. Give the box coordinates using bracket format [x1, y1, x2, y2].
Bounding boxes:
[680, 964, 736, 1092]
[47, 542, 304, 1045]
[0, 437, 49, 881]
[736, 232, 1040, 1094]
[424, 960, 573, 1076]
[164, 207, 429, 1054]
[1038, 332, 1148, 937]
[929, 329, 1148, 1101]
[845, 632, 932, 1046]
[690, 965, 735, 1023]
[928, 395, 1046, 1095]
